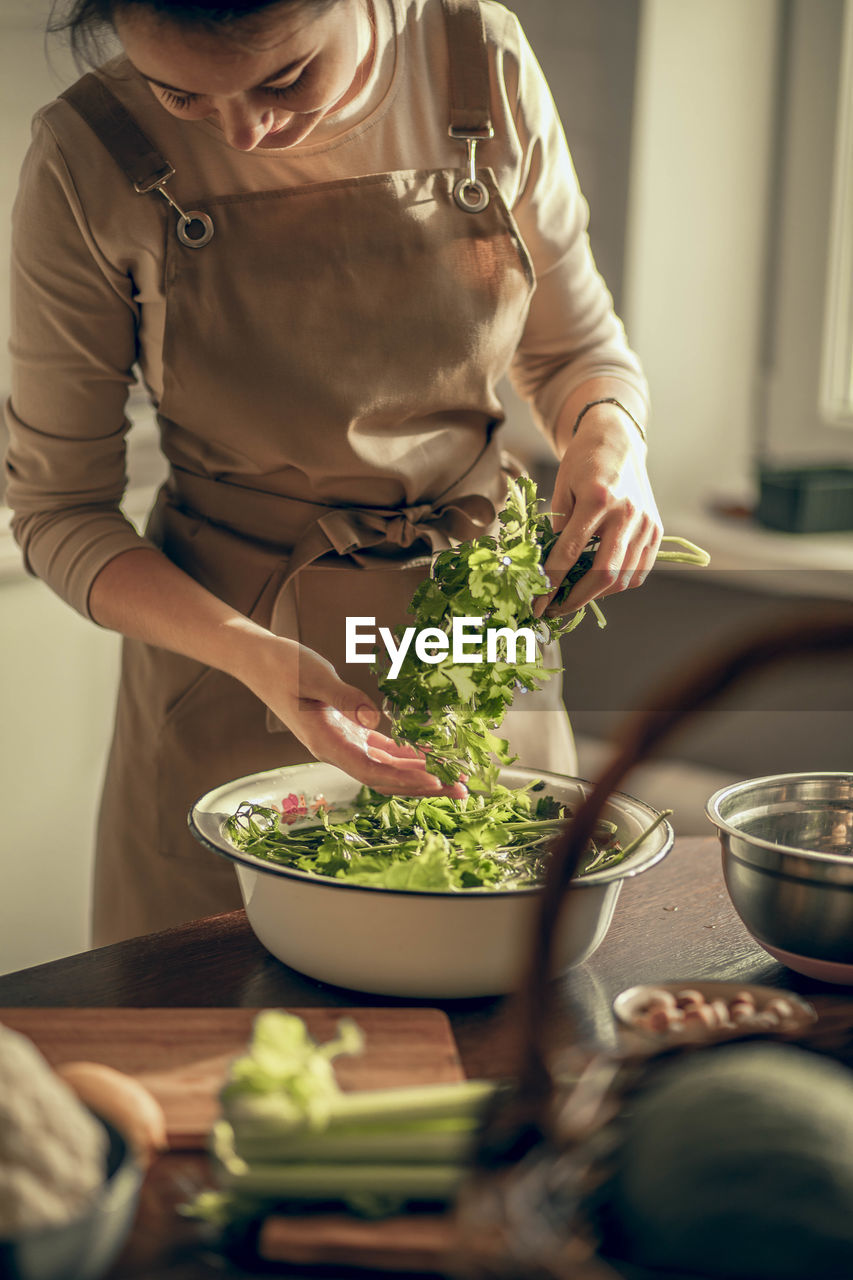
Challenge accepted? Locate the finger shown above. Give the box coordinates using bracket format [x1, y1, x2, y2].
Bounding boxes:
[599, 524, 658, 596]
[364, 740, 468, 795]
[629, 522, 663, 589]
[367, 733, 429, 762]
[354, 751, 468, 797]
[364, 742, 432, 770]
[532, 505, 601, 618]
[597, 513, 662, 597]
[542, 566, 612, 618]
[558, 518, 635, 611]
[431, 772, 470, 800]
[366, 771, 469, 800]
[310, 708, 467, 796]
[548, 504, 572, 535]
[597, 527, 646, 599]
[373, 742, 469, 800]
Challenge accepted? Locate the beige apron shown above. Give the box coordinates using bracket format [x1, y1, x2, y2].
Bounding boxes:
[64, 0, 575, 946]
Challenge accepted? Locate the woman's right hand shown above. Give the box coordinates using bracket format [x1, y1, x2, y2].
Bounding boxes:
[89, 549, 462, 796]
[250, 636, 467, 798]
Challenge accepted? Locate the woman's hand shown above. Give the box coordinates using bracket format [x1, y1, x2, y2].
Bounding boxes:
[89, 548, 466, 798]
[252, 637, 468, 798]
[533, 400, 662, 618]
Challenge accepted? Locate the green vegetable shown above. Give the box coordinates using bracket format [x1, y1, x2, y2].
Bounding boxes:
[605, 1042, 853, 1279]
[378, 475, 709, 787]
[223, 783, 644, 891]
[182, 1010, 499, 1222]
[377, 476, 565, 788]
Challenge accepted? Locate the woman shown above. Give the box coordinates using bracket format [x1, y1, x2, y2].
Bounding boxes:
[5, 0, 661, 944]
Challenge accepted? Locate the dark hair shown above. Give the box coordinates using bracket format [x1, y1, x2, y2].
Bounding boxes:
[49, 0, 343, 65]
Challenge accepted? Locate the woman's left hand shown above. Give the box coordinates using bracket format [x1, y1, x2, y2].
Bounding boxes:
[533, 401, 662, 618]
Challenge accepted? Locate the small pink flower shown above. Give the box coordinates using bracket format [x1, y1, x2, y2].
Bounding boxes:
[280, 792, 308, 824]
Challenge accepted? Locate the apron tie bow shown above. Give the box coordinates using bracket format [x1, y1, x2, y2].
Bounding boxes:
[315, 497, 492, 557]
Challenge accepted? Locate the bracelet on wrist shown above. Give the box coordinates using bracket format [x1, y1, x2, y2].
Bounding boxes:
[571, 397, 647, 444]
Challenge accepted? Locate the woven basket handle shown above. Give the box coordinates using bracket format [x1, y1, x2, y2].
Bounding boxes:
[514, 605, 853, 1106]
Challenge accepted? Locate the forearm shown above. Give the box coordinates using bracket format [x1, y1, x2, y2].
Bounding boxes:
[552, 376, 649, 458]
[87, 546, 282, 694]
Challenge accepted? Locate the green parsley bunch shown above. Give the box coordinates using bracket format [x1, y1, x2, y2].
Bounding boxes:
[378, 475, 709, 787]
[377, 476, 582, 787]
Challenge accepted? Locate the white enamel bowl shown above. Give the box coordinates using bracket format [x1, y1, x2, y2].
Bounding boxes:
[189, 762, 674, 999]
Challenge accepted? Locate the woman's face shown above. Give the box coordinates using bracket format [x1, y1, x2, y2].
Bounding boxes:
[114, 0, 371, 150]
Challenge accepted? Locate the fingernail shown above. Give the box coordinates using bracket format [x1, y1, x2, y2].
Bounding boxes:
[356, 705, 378, 727]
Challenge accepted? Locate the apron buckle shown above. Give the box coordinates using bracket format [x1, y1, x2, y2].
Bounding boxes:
[449, 127, 494, 214]
[146, 176, 215, 249]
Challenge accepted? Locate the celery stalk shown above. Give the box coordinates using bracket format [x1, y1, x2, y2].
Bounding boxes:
[231, 1123, 478, 1165]
[187, 1014, 502, 1223]
[216, 1158, 466, 1200]
[223, 1077, 498, 1132]
[213, 1122, 466, 1200]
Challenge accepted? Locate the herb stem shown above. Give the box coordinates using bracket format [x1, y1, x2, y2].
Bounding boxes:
[616, 809, 674, 860]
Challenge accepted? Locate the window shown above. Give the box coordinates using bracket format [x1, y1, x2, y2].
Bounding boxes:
[821, 0, 853, 426]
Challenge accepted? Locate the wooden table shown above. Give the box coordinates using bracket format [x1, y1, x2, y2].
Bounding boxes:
[0, 836, 843, 1278]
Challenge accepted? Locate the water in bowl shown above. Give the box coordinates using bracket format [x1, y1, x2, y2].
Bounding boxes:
[737, 805, 853, 856]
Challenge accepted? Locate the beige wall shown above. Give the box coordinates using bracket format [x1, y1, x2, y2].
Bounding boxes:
[623, 0, 779, 514]
[0, 4, 78, 397]
[624, 0, 852, 516]
[0, 579, 120, 971]
[0, 5, 106, 973]
[762, 0, 850, 460]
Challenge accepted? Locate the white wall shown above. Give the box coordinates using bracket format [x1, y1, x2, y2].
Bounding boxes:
[0, 578, 121, 971]
[0, 5, 104, 975]
[623, 0, 780, 514]
[763, 0, 850, 460]
[0, 3, 79, 397]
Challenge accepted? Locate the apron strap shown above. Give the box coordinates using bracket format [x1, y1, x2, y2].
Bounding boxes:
[441, 0, 493, 137]
[60, 73, 175, 192]
[60, 74, 215, 247]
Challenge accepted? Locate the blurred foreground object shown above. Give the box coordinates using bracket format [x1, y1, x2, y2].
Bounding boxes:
[457, 605, 853, 1280]
[0, 1023, 142, 1280]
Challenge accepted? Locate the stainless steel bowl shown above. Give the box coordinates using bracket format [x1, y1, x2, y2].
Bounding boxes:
[706, 772, 853, 983]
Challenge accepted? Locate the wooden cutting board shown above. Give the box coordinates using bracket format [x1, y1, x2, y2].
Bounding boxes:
[257, 1211, 459, 1273]
[0, 1007, 465, 1149]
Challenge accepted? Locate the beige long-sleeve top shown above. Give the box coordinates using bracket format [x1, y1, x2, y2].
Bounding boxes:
[4, 0, 647, 620]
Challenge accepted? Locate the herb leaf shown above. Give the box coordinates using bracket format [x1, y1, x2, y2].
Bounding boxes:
[223, 787, 640, 891]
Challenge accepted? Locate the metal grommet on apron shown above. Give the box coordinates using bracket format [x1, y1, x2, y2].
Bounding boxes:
[143, 176, 215, 248]
[450, 128, 494, 212]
